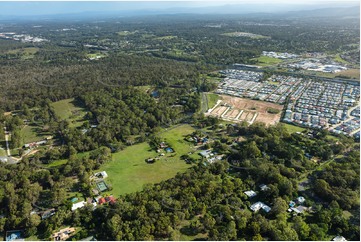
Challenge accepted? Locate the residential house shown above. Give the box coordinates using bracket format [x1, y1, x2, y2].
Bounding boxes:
[51, 227, 76, 241]
[244, 190, 257, 198]
[71, 201, 87, 211]
[250, 202, 271, 213]
[333, 236, 347, 241]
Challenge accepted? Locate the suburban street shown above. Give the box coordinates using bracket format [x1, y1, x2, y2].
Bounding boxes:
[328, 103, 360, 134]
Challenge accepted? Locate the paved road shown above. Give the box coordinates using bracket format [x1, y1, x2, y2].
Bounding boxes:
[328, 103, 360, 133]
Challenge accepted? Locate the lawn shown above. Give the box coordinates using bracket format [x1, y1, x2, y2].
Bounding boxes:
[100, 125, 196, 196]
[206, 93, 220, 109]
[21, 124, 44, 144]
[282, 123, 306, 133]
[50, 98, 88, 128]
[252, 56, 283, 66]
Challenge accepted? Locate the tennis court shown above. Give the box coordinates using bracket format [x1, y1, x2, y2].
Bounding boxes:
[96, 181, 108, 192]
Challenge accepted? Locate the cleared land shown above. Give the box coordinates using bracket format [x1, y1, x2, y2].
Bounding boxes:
[246, 112, 256, 121]
[206, 93, 220, 110]
[336, 69, 360, 79]
[224, 109, 239, 119]
[207, 95, 283, 125]
[21, 125, 45, 144]
[6, 47, 39, 59]
[282, 123, 306, 133]
[212, 106, 227, 116]
[222, 32, 269, 39]
[86, 52, 107, 59]
[251, 56, 283, 66]
[134, 85, 152, 93]
[50, 98, 88, 128]
[100, 125, 196, 196]
[333, 54, 350, 65]
[154, 35, 177, 40]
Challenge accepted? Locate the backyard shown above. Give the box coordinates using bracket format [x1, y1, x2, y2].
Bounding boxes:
[100, 124, 198, 196]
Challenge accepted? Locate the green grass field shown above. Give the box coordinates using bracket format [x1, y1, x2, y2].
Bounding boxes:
[282, 123, 306, 133]
[206, 93, 220, 109]
[100, 125, 196, 196]
[252, 56, 283, 66]
[134, 85, 152, 93]
[7, 47, 39, 60]
[86, 52, 107, 59]
[307, 69, 360, 80]
[335, 69, 360, 79]
[21, 125, 44, 144]
[0, 148, 6, 156]
[268, 80, 281, 85]
[45, 159, 68, 168]
[222, 32, 269, 39]
[333, 54, 350, 65]
[51, 98, 88, 128]
[155, 35, 177, 40]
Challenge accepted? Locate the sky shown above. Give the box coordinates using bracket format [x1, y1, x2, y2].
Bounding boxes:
[0, 1, 358, 16]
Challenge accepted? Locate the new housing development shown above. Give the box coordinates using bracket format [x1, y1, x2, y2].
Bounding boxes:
[216, 69, 360, 138]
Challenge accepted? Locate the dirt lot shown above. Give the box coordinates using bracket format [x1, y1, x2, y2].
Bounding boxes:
[224, 109, 239, 119]
[246, 112, 256, 121]
[212, 106, 228, 116]
[208, 95, 284, 125]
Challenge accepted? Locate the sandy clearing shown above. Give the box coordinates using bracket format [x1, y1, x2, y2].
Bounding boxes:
[212, 106, 228, 116]
[207, 95, 284, 125]
[224, 109, 239, 119]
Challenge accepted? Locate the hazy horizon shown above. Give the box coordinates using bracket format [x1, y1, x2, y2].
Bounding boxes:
[0, 0, 359, 17]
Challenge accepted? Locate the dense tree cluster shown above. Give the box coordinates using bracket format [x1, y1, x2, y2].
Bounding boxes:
[0, 11, 359, 241]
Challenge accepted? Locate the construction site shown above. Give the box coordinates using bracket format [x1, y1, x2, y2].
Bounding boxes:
[205, 95, 284, 125]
